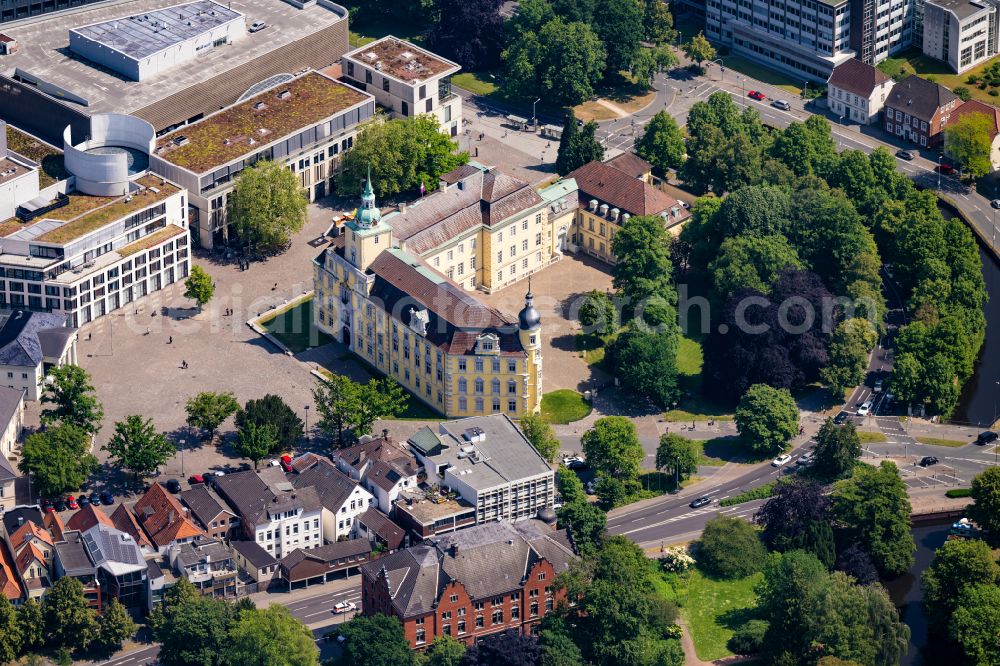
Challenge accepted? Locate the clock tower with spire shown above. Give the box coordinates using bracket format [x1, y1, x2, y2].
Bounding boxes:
[345, 165, 392, 272]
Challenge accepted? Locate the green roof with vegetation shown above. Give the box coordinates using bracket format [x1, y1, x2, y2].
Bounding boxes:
[36, 175, 179, 244]
[5, 125, 68, 189]
[117, 224, 186, 257]
[154, 72, 370, 173]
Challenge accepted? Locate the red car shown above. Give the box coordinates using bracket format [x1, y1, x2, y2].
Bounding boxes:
[65, 495, 79, 510]
[280, 455, 293, 473]
[41, 499, 55, 513]
[188, 474, 205, 485]
[748, 90, 766, 100]
[935, 164, 956, 175]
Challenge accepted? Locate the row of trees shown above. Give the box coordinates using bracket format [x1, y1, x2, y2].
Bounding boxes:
[0, 578, 136, 663]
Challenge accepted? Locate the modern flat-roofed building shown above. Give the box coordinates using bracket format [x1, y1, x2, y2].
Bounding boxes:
[342, 36, 462, 137]
[0, 122, 41, 223]
[922, 0, 1000, 72]
[69, 0, 246, 82]
[149, 70, 374, 248]
[406, 415, 554, 525]
[52, 530, 102, 611]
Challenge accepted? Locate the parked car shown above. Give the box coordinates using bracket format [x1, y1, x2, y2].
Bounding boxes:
[333, 601, 357, 613]
[689, 496, 712, 508]
[54, 499, 67, 512]
[857, 400, 873, 417]
[188, 474, 205, 485]
[919, 456, 939, 467]
[771, 454, 792, 467]
[895, 150, 915, 161]
[248, 20, 267, 32]
[748, 90, 766, 100]
[873, 379, 884, 393]
[41, 499, 55, 513]
[89, 492, 102, 506]
[935, 163, 956, 175]
[100, 490, 115, 506]
[65, 495, 79, 510]
[834, 411, 850, 425]
[280, 455, 293, 473]
[796, 451, 815, 466]
[165, 479, 182, 493]
[975, 431, 998, 445]
[992, 200, 1000, 209]
[563, 456, 587, 470]
[771, 99, 791, 110]
[78, 495, 90, 508]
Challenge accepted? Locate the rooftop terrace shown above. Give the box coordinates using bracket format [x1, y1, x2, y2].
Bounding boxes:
[154, 71, 370, 173]
[346, 36, 459, 83]
[5, 126, 67, 189]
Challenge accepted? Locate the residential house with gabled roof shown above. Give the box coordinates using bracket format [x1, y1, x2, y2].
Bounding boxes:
[109, 504, 155, 552]
[356, 507, 406, 552]
[180, 485, 237, 541]
[332, 432, 420, 513]
[884, 74, 963, 147]
[43, 511, 65, 543]
[0, 310, 78, 400]
[230, 539, 279, 585]
[292, 458, 374, 542]
[0, 538, 22, 603]
[65, 504, 112, 533]
[361, 520, 574, 648]
[278, 538, 371, 590]
[943, 98, 1000, 171]
[132, 482, 207, 551]
[827, 58, 894, 124]
[52, 530, 101, 611]
[14, 541, 49, 598]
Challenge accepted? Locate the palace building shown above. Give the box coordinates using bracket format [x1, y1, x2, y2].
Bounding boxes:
[313, 170, 542, 419]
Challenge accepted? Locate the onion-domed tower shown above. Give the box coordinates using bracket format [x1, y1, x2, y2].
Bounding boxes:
[345, 165, 391, 272]
[518, 279, 543, 414]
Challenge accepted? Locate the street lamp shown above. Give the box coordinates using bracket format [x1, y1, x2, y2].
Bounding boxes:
[938, 153, 943, 189]
[179, 438, 186, 477]
[710, 58, 725, 81]
[532, 98, 541, 129]
[304, 405, 310, 444]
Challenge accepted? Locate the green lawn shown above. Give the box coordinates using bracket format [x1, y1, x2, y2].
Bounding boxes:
[666, 336, 736, 422]
[576, 333, 609, 368]
[663, 400, 734, 422]
[676, 336, 704, 376]
[541, 390, 593, 424]
[721, 55, 804, 96]
[878, 48, 1000, 104]
[858, 431, 888, 444]
[695, 437, 744, 465]
[259, 299, 334, 353]
[452, 72, 499, 96]
[348, 17, 427, 48]
[672, 569, 761, 662]
[917, 436, 968, 448]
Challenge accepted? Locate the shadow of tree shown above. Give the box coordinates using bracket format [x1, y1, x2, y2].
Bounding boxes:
[717, 605, 761, 631]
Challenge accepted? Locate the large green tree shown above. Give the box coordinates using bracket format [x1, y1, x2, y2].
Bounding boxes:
[41, 364, 104, 435]
[821, 319, 879, 397]
[556, 112, 605, 175]
[519, 414, 561, 463]
[185, 391, 240, 440]
[697, 515, 768, 579]
[183, 265, 215, 310]
[17, 598, 43, 654]
[337, 614, 414, 666]
[635, 111, 686, 173]
[611, 214, 677, 307]
[813, 418, 862, 479]
[944, 111, 994, 178]
[151, 579, 232, 666]
[313, 374, 407, 448]
[235, 394, 303, 452]
[832, 461, 915, 577]
[581, 416, 644, 489]
[43, 577, 98, 652]
[922, 538, 1000, 626]
[968, 467, 1000, 541]
[755, 479, 835, 567]
[643, 0, 677, 44]
[607, 327, 680, 408]
[682, 32, 715, 70]
[96, 599, 138, 652]
[103, 415, 175, 481]
[502, 18, 606, 106]
[19, 424, 98, 497]
[709, 234, 804, 302]
[228, 160, 307, 255]
[223, 606, 319, 666]
[950, 583, 1000, 666]
[578, 290, 618, 336]
[593, 0, 645, 76]
[234, 421, 279, 470]
[0, 595, 21, 664]
[422, 635, 466, 666]
[337, 116, 467, 198]
[733, 384, 799, 456]
[557, 500, 607, 556]
[655, 433, 698, 482]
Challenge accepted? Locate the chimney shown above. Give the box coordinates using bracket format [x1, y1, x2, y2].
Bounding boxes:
[382, 428, 389, 441]
[450, 543, 459, 556]
[17, 517, 24, 526]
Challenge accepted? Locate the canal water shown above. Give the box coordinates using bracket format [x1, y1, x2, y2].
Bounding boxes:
[882, 520, 953, 666]
[951, 239, 1000, 427]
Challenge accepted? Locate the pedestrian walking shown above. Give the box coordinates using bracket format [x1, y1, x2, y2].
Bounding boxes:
[168, 336, 172, 344]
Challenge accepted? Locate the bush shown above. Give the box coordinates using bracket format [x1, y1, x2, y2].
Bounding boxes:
[697, 515, 768, 579]
[946, 487, 972, 498]
[967, 74, 980, 84]
[989, 89, 998, 97]
[727, 619, 769, 655]
[661, 546, 696, 573]
[954, 86, 972, 101]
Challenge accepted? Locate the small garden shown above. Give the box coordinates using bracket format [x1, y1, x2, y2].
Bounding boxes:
[877, 48, 1000, 104]
[259, 298, 334, 353]
[541, 389, 593, 424]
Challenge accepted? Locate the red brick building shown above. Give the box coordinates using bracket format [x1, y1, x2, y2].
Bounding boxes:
[361, 519, 574, 648]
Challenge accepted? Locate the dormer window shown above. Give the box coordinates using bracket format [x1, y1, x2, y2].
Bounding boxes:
[475, 332, 499, 354]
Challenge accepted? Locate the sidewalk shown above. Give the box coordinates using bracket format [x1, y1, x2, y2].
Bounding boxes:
[247, 575, 359, 609]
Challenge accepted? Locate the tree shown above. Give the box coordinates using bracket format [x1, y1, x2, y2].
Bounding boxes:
[832, 461, 915, 577]
[337, 115, 467, 197]
[968, 466, 1000, 541]
[539, 628, 584, 666]
[835, 544, 879, 585]
[643, 0, 677, 44]
[557, 499, 606, 556]
[103, 415, 175, 481]
[19, 424, 98, 497]
[41, 364, 104, 435]
[593, 0, 645, 76]
[0, 595, 21, 664]
[607, 328, 680, 407]
[682, 32, 716, 70]
[708, 234, 804, 302]
[655, 433, 698, 482]
[185, 391, 240, 440]
[460, 630, 541, 666]
[235, 394, 304, 452]
[519, 414, 561, 463]
[313, 374, 407, 448]
[152, 589, 232, 666]
[17, 598, 43, 654]
[43, 577, 98, 652]
[728, 619, 769, 655]
[755, 478, 835, 567]
[821, 318, 878, 397]
[337, 615, 414, 666]
[756, 550, 831, 661]
[556, 466, 587, 505]
[734, 384, 799, 456]
[611, 214, 677, 306]
[234, 421, 279, 470]
[183, 265, 214, 310]
[581, 416, 644, 489]
[538, 21, 607, 105]
[223, 606, 319, 666]
[577, 290, 618, 336]
[422, 635, 467, 666]
[635, 111, 686, 172]
[950, 584, 1000, 666]
[697, 515, 767, 579]
[425, 0, 504, 71]
[922, 539, 1000, 625]
[556, 112, 604, 175]
[229, 160, 307, 255]
[812, 418, 862, 479]
[769, 115, 837, 177]
[96, 599, 137, 652]
[944, 111, 994, 178]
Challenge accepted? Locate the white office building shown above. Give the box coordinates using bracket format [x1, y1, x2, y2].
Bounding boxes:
[922, 0, 1000, 72]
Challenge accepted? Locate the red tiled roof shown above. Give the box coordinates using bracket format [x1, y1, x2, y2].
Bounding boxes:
[827, 58, 892, 98]
[43, 512, 65, 543]
[14, 542, 47, 575]
[134, 483, 206, 547]
[944, 99, 1000, 138]
[605, 152, 652, 179]
[9, 520, 53, 552]
[569, 161, 686, 217]
[110, 504, 154, 550]
[0, 540, 23, 601]
[65, 505, 113, 532]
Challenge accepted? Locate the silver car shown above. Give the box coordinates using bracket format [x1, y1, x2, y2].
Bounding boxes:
[772, 99, 791, 110]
